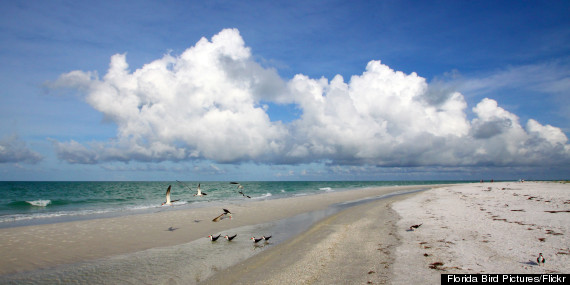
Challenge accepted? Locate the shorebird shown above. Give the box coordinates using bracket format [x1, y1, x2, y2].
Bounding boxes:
[208, 234, 221, 241]
[537, 253, 545, 266]
[409, 223, 423, 231]
[230, 182, 251, 198]
[250, 236, 264, 243]
[212, 208, 232, 222]
[262, 235, 272, 242]
[162, 185, 180, 206]
[224, 234, 237, 241]
[194, 183, 207, 197]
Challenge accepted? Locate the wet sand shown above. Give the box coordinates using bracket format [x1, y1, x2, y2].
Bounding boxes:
[201, 181, 569, 284]
[201, 190, 409, 284]
[0, 184, 432, 279]
[7, 182, 562, 284]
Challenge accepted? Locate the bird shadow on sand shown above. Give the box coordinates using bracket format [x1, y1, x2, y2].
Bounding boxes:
[521, 260, 539, 266]
[252, 244, 266, 250]
[166, 227, 179, 232]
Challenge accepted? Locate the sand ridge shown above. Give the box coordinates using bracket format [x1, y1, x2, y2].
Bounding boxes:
[201, 192, 408, 285]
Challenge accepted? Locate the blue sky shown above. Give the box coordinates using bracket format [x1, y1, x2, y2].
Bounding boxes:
[1, 0, 569, 181]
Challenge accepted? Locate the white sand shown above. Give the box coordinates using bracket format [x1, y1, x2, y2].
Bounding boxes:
[202, 193, 405, 284]
[0, 185, 425, 277]
[392, 181, 570, 284]
[4, 182, 566, 284]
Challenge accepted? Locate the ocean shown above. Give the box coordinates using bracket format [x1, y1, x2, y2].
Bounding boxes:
[0, 181, 469, 228]
[0, 180, 479, 284]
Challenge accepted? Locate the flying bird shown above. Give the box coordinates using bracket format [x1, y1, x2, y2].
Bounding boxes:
[537, 253, 545, 266]
[230, 182, 251, 198]
[162, 185, 180, 206]
[250, 236, 264, 243]
[212, 208, 232, 222]
[208, 234, 221, 241]
[194, 183, 207, 197]
[224, 234, 237, 241]
[176, 180, 207, 197]
[409, 223, 423, 231]
[230, 181, 244, 189]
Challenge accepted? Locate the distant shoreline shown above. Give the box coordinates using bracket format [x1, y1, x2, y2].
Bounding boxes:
[0, 180, 473, 229]
[3, 181, 564, 283]
[0, 184, 440, 281]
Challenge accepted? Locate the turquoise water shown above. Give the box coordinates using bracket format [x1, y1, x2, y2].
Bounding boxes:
[0, 181, 470, 227]
[4, 191, 423, 285]
[0, 181, 472, 283]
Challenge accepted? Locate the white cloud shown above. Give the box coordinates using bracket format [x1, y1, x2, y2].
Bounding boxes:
[448, 60, 570, 96]
[526, 119, 568, 146]
[285, 61, 472, 165]
[0, 135, 43, 164]
[49, 28, 570, 168]
[51, 29, 288, 164]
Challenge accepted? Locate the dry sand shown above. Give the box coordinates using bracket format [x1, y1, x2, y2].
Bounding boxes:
[3, 182, 566, 284]
[201, 181, 569, 284]
[0, 184, 427, 277]
[392, 181, 569, 284]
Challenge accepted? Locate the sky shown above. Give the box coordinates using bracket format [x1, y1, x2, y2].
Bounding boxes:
[1, 0, 569, 181]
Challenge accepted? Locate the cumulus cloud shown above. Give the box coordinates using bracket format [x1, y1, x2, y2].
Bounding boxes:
[49, 28, 570, 168]
[51, 29, 288, 164]
[0, 135, 43, 164]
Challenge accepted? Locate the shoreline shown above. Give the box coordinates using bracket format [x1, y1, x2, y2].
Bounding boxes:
[0, 181, 457, 229]
[0, 184, 440, 279]
[201, 189, 413, 284]
[5, 181, 563, 284]
[201, 181, 569, 284]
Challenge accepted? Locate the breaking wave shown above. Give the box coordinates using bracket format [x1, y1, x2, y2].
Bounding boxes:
[26, 200, 51, 207]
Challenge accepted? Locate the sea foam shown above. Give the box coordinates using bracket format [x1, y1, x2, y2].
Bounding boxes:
[26, 200, 51, 207]
[252, 193, 272, 200]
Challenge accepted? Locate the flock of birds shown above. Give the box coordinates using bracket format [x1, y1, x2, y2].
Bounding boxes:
[206, 234, 272, 244]
[164, 182, 549, 264]
[161, 181, 273, 245]
[162, 181, 251, 206]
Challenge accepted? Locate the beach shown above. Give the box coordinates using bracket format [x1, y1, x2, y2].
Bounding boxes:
[201, 187, 406, 285]
[0, 182, 568, 284]
[391, 181, 569, 284]
[0, 184, 427, 283]
[202, 181, 569, 284]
